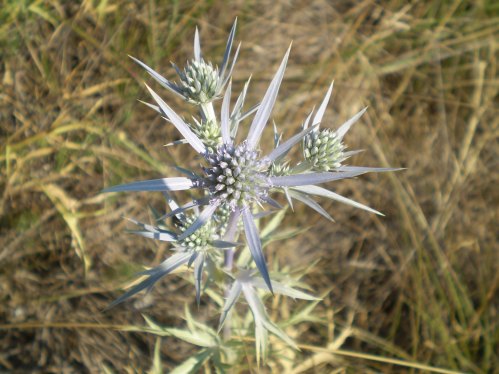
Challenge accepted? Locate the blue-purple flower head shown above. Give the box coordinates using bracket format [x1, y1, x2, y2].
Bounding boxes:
[204, 141, 271, 210]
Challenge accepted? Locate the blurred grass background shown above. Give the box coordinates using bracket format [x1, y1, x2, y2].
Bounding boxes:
[0, 0, 497, 372]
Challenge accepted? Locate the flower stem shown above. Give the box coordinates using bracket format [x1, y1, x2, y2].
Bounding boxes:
[200, 102, 216, 123]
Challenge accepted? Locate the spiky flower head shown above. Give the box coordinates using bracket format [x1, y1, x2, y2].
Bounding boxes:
[129, 20, 240, 105]
[303, 128, 346, 171]
[179, 59, 219, 103]
[175, 213, 214, 250]
[204, 142, 270, 210]
[191, 118, 221, 152]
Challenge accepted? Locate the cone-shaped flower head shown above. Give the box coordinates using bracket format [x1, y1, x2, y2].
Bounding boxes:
[178, 59, 219, 103]
[129, 20, 240, 104]
[191, 118, 221, 153]
[204, 142, 271, 210]
[175, 213, 214, 250]
[303, 128, 346, 171]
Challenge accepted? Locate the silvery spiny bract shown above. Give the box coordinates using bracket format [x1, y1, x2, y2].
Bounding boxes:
[103, 20, 399, 363]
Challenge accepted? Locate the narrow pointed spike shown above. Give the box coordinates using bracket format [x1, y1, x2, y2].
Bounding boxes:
[252, 210, 278, 220]
[284, 187, 294, 210]
[270, 171, 365, 187]
[260, 196, 282, 209]
[302, 109, 314, 130]
[218, 281, 242, 330]
[187, 251, 198, 268]
[246, 44, 291, 149]
[292, 185, 383, 215]
[164, 139, 188, 147]
[173, 166, 199, 179]
[194, 253, 205, 306]
[162, 192, 183, 218]
[171, 61, 182, 76]
[312, 81, 334, 126]
[251, 278, 320, 300]
[219, 19, 237, 80]
[241, 285, 271, 362]
[148, 203, 163, 222]
[145, 84, 206, 154]
[138, 99, 160, 114]
[246, 283, 298, 353]
[222, 209, 241, 242]
[105, 274, 163, 311]
[211, 240, 240, 248]
[342, 149, 365, 158]
[262, 319, 298, 350]
[158, 198, 210, 221]
[129, 56, 184, 98]
[194, 27, 201, 61]
[102, 177, 195, 193]
[265, 124, 319, 162]
[231, 76, 251, 118]
[241, 207, 273, 293]
[221, 81, 232, 144]
[337, 166, 404, 173]
[129, 230, 178, 242]
[177, 202, 220, 241]
[336, 107, 368, 139]
[104, 252, 191, 310]
[222, 42, 241, 89]
[288, 190, 334, 221]
[273, 122, 280, 147]
[239, 102, 259, 121]
[124, 216, 160, 233]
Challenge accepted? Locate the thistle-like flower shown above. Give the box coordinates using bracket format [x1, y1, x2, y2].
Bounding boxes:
[102, 20, 403, 365]
[103, 46, 398, 295]
[129, 20, 239, 105]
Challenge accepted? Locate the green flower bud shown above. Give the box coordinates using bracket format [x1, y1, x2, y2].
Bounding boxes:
[303, 129, 346, 171]
[180, 59, 219, 103]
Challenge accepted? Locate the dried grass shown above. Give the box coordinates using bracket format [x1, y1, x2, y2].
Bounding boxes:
[1, 0, 497, 372]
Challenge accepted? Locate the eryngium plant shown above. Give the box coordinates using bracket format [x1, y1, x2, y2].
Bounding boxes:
[103, 19, 399, 368]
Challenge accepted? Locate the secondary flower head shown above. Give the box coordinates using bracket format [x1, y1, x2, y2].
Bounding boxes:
[191, 118, 221, 152]
[303, 128, 346, 170]
[105, 193, 238, 309]
[129, 20, 240, 104]
[178, 59, 219, 103]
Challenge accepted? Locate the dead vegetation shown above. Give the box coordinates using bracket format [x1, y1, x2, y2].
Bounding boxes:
[0, 0, 497, 372]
